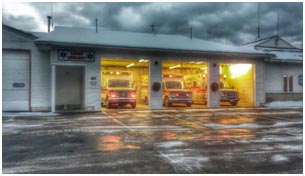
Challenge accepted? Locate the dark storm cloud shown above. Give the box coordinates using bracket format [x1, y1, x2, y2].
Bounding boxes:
[2, 2, 302, 47]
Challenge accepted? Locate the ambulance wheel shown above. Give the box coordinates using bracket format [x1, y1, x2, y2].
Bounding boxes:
[131, 103, 136, 109]
[164, 97, 171, 107]
[230, 101, 238, 106]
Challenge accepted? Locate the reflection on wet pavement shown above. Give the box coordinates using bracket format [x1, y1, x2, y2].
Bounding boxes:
[162, 131, 202, 141]
[2, 108, 303, 174]
[216, 116, 255, 124]
[203, 128, 256, 143]
[97, 135, 141, 151]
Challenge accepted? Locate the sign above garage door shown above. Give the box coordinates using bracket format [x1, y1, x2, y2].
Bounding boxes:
[58, 50, 95, 62]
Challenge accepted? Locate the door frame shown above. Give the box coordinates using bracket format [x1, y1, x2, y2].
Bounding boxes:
[51, 64, 87, 112]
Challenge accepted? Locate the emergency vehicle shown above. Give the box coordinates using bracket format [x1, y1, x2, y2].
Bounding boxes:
[219, 77, 240, 106]
[101, 71, 136, 108]
[162, 74, 192, 107]
[184, 74, 208, 104]
[184, 74, 239, 106]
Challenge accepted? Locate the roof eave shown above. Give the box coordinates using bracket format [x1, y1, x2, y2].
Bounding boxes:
[35, 40, 272, 58]
[264, 58, 303, 63]
[3, 24, 38, 40]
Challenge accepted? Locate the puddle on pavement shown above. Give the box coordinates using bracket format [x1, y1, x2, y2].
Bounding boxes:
[96, 135, 141, 152]
[162, 131, 202, 141]
[215, 116, 256, 125]
[202, 128, 256, 143]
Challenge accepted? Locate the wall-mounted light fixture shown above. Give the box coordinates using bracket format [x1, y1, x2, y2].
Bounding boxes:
[169, 64, 181, 69]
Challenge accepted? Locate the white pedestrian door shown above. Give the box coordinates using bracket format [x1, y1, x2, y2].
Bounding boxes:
[2, 50, 30, 111]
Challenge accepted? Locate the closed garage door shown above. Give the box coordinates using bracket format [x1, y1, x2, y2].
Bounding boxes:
[2, 50, 30, 111]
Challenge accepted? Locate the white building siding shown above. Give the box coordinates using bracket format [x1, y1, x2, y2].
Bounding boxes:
[149, 58, 163, 110]
[254, 61, 266, 106]
[208, 61, 220, 107]
[265, 63, 303, 93]
[2, 27, 51, 111]
[31, 50, 51, 111]
[86, 63, 102, 111]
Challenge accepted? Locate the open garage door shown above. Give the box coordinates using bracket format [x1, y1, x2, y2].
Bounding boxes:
[2, 50, 30, 111]
[162, 60, 208, 109]
[219, 63, 254, 106]
[101, 58, 149, 110]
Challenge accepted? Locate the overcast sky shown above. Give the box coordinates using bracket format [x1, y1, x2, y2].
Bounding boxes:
[2, 2, 303, 47]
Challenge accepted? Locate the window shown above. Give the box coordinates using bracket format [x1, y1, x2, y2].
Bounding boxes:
[165, 81, 183, 89]
[283, 75, 293, 92]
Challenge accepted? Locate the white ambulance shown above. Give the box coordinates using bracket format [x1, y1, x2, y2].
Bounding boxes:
[101, 71, 136, 108]
[162, 74, 192, 107]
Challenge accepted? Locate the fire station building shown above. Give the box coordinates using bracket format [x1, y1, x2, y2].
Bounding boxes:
[2, 24, 303, 112]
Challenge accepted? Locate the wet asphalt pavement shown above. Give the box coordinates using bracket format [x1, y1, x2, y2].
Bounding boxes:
[2, 108, 303, 174]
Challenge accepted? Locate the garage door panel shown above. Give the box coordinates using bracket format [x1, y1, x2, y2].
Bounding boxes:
[3, 50, 29, 60]
[2, 74, 29, 81]
[2, 76, 29, 89]
[2, 83, 29, 90]
[2, 101, 29, 111]
[3, 59, 29, 72]
[3, 90, 29, 101]
[2, 50, 30, 111]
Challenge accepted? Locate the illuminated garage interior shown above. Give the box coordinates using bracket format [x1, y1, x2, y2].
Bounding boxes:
[100, 58, 149, 109]
[219, 63, 254, 106]
[100, 59, 254, 109]
[162, 61, 208, 108]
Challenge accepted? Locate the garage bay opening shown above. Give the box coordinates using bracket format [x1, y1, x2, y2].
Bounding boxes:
[219, 63, 254, 106]
[101, 58, 149, 110]
[162, 60, 208, 109]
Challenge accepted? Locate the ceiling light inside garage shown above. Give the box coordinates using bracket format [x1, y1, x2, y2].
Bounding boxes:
[169, 64, 181, 69]
[139, 59, 148, 63]
[126, 63, 135, 68]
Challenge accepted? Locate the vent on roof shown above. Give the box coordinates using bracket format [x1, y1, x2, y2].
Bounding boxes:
[96, 18, 98, 33]
[47, 16, 52, 33]
[151, 25, 156, 36]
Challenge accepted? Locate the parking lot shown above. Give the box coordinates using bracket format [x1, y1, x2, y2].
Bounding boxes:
[2, 108, 303, 174]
